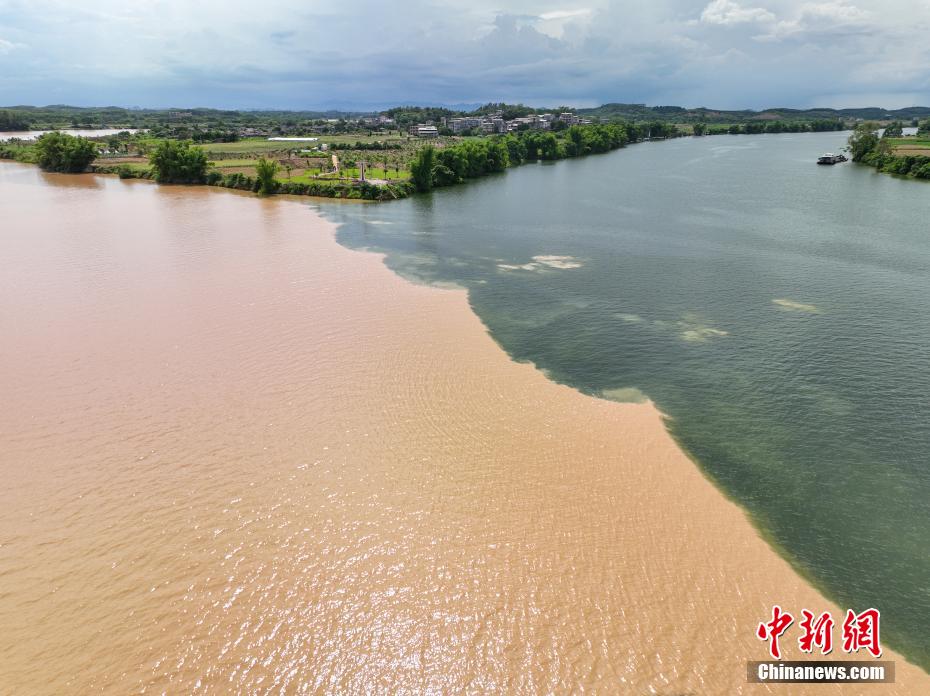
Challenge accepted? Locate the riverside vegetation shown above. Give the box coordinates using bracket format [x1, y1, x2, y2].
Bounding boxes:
[3, 108, 915, 200]
[409, 123, 634, 192]
[0, 102, 861, 201]
[1, 123, 655, 200]
[848, 120, 930, 180]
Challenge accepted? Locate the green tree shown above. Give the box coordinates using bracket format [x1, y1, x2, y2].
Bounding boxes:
[538, 132, 561, 159]
[848, 123, 880, 162]
[565, 126, 588, 156]
[917, 119, 930, 137]
[486, 139, 509, 171]
[410, 145, 435, 192]
[0, 109, 30, 131]
[149, 140, 208, 183]
[33, 132, 97, 173]
[882, 121, 904, 138]
[255, 158, 279, 195]
[502, 135, 527, 164]
[435, 147, 467, 185]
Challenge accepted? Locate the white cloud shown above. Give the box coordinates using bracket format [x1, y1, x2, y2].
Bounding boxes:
[700, 0, 775, 25]
[539, 9, 592, 21]
[755, 1, 872, 40]
[0, 0, 927, 110]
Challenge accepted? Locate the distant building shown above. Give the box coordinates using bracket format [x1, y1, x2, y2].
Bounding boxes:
[506, 115, 550, 131]
[410, 125, 439, 138]
[449, 117, 484, 134]
[481, 118, 507, 134]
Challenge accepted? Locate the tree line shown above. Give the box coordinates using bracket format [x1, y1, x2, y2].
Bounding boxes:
[693, 120, 844, 135]
[409, 123, 638, 193]
[329, 141, 398, 151]
[146, 124, 240, 143]
[0, 110, 30, 131]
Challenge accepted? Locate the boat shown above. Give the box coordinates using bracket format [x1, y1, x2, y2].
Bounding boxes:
[817, 153, 848, 164]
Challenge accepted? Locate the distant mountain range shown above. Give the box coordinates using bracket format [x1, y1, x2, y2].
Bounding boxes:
[3, 102, 928, 127]
[575, 103, 930, 123]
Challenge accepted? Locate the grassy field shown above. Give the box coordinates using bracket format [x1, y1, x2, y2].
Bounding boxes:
[196, 138, 312, 154]
[887, 137, 930, 156]
[208, 157, 262, 166]
[316, 133, 408, 145]
[2, 132, 416, 199]
[116, 162, 151, 173]
[279, 167, 409, 184]
[334, 166, 409, 180]
[196, 133, 412, 154]
[203, 155, 410, 181]
[198, 137, 414, 182]
[7, 130, 436, 189]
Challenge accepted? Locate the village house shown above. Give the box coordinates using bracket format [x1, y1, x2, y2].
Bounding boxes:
[410, 124, 439, 137]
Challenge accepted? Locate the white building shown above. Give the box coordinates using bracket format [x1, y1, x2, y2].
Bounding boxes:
[411, 125, 439, 138]
[506, 115, 551, 131]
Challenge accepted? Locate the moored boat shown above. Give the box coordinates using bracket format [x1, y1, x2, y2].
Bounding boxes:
[817, 153, 848, 164]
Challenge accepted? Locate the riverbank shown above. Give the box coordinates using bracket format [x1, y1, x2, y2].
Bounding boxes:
[848, 127, 930, 180]
[1, 123, 642, 201]
[3, 124, 852, 204]
[1, 162, 927, 692]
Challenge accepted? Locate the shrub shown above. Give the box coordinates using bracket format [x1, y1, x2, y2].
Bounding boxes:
[149, 140, 208, 184]
[33, 132, 97, 173]
[909, 158, 930, 180]
[255, 158, 279, 196]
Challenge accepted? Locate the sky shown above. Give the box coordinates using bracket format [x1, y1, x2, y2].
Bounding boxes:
[1, 0, 928, 111]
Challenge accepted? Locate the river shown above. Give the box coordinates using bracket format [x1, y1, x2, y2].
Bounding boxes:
[322, 131, 930, 669]
[0, 128, 140, 142]
[1, 134, 928, 691]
